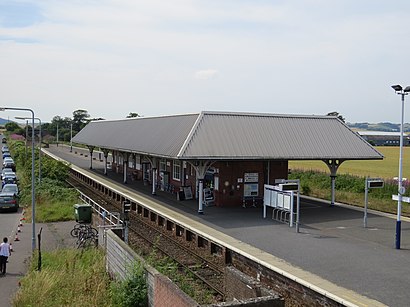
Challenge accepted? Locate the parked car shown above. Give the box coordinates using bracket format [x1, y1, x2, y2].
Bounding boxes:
[0, 192, 19, 212]
[1, 168, 13, 180]
[1, 137, 6, 144]
[1, 145, 9, 153]
[2, 183, 19, 196]
[2, 151, 11, 159]
[3, 157, 13, 165]
[1, 171, 15, 180]
[2, 162, 15, 172]
[2, 174, 17, 186]
[2, 158, 15, 171]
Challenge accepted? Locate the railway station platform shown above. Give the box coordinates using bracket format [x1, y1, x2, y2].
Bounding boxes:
[45, 144, 410, 307]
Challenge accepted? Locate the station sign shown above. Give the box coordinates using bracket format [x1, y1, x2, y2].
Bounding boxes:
[367, 179, 384, 189]
[278, 183, 299, 191]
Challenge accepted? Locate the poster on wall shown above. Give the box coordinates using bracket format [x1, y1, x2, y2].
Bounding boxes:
[244, 183, 259, 197]
[183, 186, 193, 200]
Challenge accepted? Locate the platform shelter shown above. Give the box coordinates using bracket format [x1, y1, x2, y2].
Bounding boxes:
[72, 111, 383, 214]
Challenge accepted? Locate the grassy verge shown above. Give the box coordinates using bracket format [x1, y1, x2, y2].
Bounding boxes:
[23, 178, 79, 223]
[8, 139, 148, 307]
[13, 249, 113, 307]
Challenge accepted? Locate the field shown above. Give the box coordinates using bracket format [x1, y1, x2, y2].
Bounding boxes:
[289, 146, 409, 180]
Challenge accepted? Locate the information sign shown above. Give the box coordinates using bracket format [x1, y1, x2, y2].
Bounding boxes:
[244, 173, 259, 183]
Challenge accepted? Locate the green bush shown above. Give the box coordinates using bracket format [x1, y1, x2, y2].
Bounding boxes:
[301, 183, 311, 195]
[110, 262, 148, 307]
[289, 169, 407, 201]
[13, 249, 112, 307]
[8, 139, 78, 222]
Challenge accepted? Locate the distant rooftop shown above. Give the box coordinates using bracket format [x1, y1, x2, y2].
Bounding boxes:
[357, 131, 408, 137]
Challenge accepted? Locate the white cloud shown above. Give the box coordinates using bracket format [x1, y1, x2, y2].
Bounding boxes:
[194, 69, 219, 80]
[1, 1, 410, 122]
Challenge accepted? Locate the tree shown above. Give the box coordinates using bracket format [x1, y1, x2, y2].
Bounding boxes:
[5, 122, 24, 134]
[72, 109, 90, 131]
[326, 111, 345, 123]
[126, 112, 141, 118]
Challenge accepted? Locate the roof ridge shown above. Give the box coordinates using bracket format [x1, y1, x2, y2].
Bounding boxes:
[177, 112, 204, 158]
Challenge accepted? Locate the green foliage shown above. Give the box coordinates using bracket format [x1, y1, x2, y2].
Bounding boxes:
[126, 112, 141, 118]
[144, 241, 214, 305]
[72, 109, 90, 131]
[289, 169, 404, 200]
[40, 158, 71, 182]
[301, 183, 311, 195]
[334, 174, 364, 193]
[7, 139, 78, 222]
[13, 249, 112, 307]
[5, 122, 24, 134]
[110, 262, 148, 307]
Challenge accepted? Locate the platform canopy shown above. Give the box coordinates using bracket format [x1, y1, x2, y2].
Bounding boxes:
[72, 111, 383, 161]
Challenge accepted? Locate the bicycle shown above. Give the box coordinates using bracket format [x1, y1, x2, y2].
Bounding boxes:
[70, 223, 98, 238]
[77, 231, 98, 248]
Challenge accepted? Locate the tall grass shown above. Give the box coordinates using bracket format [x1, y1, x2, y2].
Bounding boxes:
[289, 169, 410, 216]
[8, 140, 79, 223]
[12, 249, 112, 307]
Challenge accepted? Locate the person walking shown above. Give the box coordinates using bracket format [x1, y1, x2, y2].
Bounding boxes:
[0, 237, 11, 275]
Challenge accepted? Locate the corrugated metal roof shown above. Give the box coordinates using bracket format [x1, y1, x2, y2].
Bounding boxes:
[72, 114, 199, 158]
[73, 111, 383, 161]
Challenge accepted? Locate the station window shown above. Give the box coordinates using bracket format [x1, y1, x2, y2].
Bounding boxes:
[173, 161, 181, 181]
[128, 158, 134, 169]
[160, 160, 167, 172]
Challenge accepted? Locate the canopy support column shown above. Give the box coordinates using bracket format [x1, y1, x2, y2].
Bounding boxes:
[189, 160, 215, 215]
[87, 146, 95, 170]
[144, 157, 158, 195]
[123, 152, 129, 184]
[102, 149, 110, 175]
[323, 159, 344, 206]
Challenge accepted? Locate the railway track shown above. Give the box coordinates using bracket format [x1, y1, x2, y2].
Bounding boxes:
[67, 174, 226, 302]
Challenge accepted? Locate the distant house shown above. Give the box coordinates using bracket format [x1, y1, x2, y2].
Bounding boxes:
[357, 131, 410, 146]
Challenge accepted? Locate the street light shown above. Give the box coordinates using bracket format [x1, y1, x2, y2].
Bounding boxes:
[70, 121, 73, 152]
[24, 120, 28, 158]
[0, 107, 36, 252]
[16, 116, 42, 183]
[391, 84, 410, 249]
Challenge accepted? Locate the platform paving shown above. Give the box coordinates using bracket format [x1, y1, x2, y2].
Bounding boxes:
[45, 144, 410, 307]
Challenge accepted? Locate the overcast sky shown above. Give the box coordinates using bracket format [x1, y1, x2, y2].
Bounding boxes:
[1, 0, 410, 123]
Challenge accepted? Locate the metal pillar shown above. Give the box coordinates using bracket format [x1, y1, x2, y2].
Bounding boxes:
[152, 168, 157, 195]
[198, 178, 204, 214]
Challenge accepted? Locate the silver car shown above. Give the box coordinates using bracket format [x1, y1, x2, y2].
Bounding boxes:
[2, 183, 18, 196]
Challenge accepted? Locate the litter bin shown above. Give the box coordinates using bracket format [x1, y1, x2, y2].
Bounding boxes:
[74, 204, 92, 223]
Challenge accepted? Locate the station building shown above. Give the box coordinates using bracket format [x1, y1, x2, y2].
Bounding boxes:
[72, 111, 383, 213]
[357, 131, 410, 146]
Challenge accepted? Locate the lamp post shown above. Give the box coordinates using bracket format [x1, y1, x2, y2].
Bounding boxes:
[391, 84, 410, 249]
[0, 107, 36, 252]
[70, 121, 73, 152]
[24, 119, 28, 158]
[16, 116, 42, 183]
